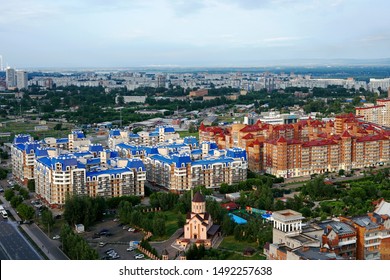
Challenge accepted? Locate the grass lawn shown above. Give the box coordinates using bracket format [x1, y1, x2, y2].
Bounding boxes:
[223, 252, 266, 260]
[218, 235, 260, 252]
[0, 121, 73, 140]
[151, 210, 184, 241]
[178, 131, 198, 139]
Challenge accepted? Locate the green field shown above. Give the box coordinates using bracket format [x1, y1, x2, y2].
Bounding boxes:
[151, 210, 184, 242]
[219, 235, 260, 252]
[178, 131, 198, 139]
[0, 121, 74, 140]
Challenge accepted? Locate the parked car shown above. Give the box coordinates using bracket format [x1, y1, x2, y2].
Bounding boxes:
[134, 253, 144, 259]
[122, 225, 129, 230]
[128, 228, 135, 232]
[104, 248, 114, 254]
[99, 242, 107, 247]
[52, 235, 60, 240]
[126, 246, 135, 252]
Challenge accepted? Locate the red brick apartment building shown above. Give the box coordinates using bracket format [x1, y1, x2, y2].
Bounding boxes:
[200, 113, 390, 178]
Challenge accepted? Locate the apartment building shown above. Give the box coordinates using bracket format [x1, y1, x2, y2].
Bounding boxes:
[144, 146, 247, 193]
[340, 213, 390, 260]
[201, 112, 390, 178]
[266, 207, 390, 260]
[108, 126, 180, 149]
[355, 99, 390, 127]
[34, 154, 146, 207]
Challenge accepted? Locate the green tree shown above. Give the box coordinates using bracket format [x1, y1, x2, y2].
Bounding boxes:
[18, 188, 30, 200]
[11, 195, 23, 208]
[152, 217, 166, 237]
[4, 189, 15, 201]
[27, 179, 35, 192]
[41, 209, 55, 232]
[16, 203, 35, 221]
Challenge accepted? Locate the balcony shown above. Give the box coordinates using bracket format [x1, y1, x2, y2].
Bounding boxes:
[338, 239, 356, 246]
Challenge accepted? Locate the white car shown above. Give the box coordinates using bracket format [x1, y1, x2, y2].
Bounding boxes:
[126, 246, 135, 252]
[52, 235, 60, 240]
[134, 253, 144, 259]
[128, 228, 135, 232]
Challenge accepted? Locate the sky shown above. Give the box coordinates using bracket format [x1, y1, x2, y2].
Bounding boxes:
[0, 0, 389, 68]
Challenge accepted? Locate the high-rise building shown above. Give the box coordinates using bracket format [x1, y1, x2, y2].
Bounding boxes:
[16, 70, 28, 89]
[5, 67, 16, 88]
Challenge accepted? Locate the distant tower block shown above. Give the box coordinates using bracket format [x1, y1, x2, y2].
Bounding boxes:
[0, 55, 3, 71]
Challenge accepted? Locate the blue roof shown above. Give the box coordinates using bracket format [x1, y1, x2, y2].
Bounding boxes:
[89, 144, 104, 153]
[226, 148, 247, 161]
[154, 126, 176, 134]
[184, 136, 198, 146]
[109, 129, 121, 137]
[13, 134, 32, 144]
[37, 155, 78, 171]
[87, 168, 131, 179]
[86, 158, 100, 165]
[105, 149, 119, 158]
[56, 138, 69, 144]
[149, 132, 159, 137]
[201, 141, 218, 150]
[116, 143, 145, 155]
[191, 149, 202, 155]
[126, 159, 146, 171]
[150, 153, 192, 167]
[73, 151, 93, 158]
[192, 157, 234, 167]
[129, 133, 140, 138]
[72, 130, 85, 139]
[143, 146, 159, 155]
[35, 148, 49, 157]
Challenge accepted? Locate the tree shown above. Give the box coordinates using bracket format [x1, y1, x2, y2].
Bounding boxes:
[27, 179, 35, 192]
[41, 209, 55, 232]
[10, 195, 23, 208]
[4, 189, 15, 201]
[152, 217, 166, 237]
[18, 188, 30, 200]
[53, 123, 62, 130]
[177, 214, 186, 228]
[16, 203, 35, 221]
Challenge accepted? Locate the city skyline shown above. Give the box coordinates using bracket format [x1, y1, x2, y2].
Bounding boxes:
[1, 0, 389, 68]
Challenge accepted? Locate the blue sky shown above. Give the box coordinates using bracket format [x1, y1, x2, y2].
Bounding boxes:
[1, 0, 389, 68]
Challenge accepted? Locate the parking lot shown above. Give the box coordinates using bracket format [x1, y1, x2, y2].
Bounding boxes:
[82, 219, 145, 260]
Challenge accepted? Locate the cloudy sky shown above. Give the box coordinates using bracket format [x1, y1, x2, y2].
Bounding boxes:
[1, 0, 389, 68]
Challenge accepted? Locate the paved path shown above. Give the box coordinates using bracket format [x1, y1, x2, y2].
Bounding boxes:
[151, 228, 184, 259]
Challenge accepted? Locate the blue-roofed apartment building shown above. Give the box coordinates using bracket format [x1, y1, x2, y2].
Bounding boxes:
[35, 153, 146, 207]
[108, 126, 180, 148]
[11, 134, 57, 185]
[68, 130, 91, 152]
[144, 144, 247, 193]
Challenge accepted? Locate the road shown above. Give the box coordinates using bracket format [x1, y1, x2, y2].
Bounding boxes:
[0, 194, 68, 260]
[0, 218, 42, 260]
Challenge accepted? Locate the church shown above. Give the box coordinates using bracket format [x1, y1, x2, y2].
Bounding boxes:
[177, 191, 220, 248]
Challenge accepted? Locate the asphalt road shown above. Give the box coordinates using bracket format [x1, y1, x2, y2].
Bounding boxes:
[0, 218, 42, 260]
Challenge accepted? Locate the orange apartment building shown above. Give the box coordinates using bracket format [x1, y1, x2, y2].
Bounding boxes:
[200, 113, 390, 178]
[340, 213, 390, 260]
[356, 98, 390, 127]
